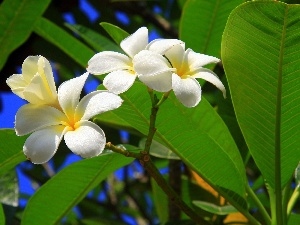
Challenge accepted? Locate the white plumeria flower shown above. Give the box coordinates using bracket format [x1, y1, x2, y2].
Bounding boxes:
[87, 27, 182, 94]
[134, 44, 226, 107]
[6, 56, 58, 107]
[15, 73, 123, 164]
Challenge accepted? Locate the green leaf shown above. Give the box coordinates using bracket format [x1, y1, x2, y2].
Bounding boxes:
[100, 22, 129, 45]
[151, 177, 169, 223]
[0, 169, 18, 207]
[139, 138, 180, 160]
[21, 152, 135, 225]
[222, 1, 300, 188]
[64, 23, 122, 52]
[95, 83, 247, 211]
[288, 214, 300, 225]
[0, 129, 27, 176]
[0, 204, 4, 225]
[0, 0, 51, 70]
[193, 201, 238, 215]
[33, 17, 94, 68]
[179, 0, 244, 57]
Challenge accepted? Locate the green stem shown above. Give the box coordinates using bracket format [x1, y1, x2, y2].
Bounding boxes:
[105, 143, 209, 224]
[155, 91, 171, 108]
[246, 184, 271, 225]
[144, 91, 170, 154]
[105, 142, 140, 159]
[287, 184, 300, 217]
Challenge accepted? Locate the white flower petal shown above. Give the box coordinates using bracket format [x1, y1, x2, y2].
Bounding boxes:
[192, 68, 226, 98]
[6, 56, 57, 105]
[87, 51, 131, 75]
[120, 27, 148, 58]
[15, 104, 66, 136]
[138, 71, 172, 92]
[37, 56, 57, 98]
[103, 70, 136, 94]
[58, 73, 88, 119]
[147, 39, 184, 55]
[76, 91, 123, 120]
[6, 74, 27, 99]
[164, 44, 186, 70]
[64, 121, 106, 158]
[23, 74, 57, 105]
[185, 48, 220, 70]
[172, 74, 202, 108]
[133, 50, 173, 76]
[23, 125, 65, 164]
[22, 56, 39, 82]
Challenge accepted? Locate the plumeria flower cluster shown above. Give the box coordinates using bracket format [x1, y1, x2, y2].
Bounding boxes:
[87, 27, 226, 107]
[6, 56, 123, 164]
[7, 26, 226, 164]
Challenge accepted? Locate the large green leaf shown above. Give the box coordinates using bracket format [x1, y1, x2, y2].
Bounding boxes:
[33, 17, 94, 68]
[222, 1, 300, 188]
[179, 0, 244, 57]
[21, 152, 135, 225]
[96, 83, 247, 210]
[0, 129, 27, 176]
[0, 0, 51, 70]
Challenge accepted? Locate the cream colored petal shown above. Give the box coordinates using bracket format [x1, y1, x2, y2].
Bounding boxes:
[76, 90, 123, 121]
[172, 74, 202, 108]
[58, 73, 88, 119]
[164, 44, 186, 71]
[147, 39, 184, 55]
[6, 74, 27, 99]
[64, 121, 105, 158]
[87, 51, 131, 75]
[120, 27, 148, 58]
[22, 56, 39, 82]
[192, 68, 226, 98]
[103, 70, 136, 94]
[23, 74, 57, 105]
[133, 50, 173, 76]
[185, 48, 220, 71]
[23, 125, 66, 164]
[37, 56, 57, 97]
[15, 104, 67, 136]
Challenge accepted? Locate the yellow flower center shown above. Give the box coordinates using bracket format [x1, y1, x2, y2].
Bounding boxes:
[175, 62, 190, 79]
[61, 115, 80, 131]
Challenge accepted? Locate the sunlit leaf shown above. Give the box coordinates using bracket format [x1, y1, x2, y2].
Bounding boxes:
[21, 152, 135, 225]
[0, 0, 51, 70]
[193, 201, 237, 215]
[33, 17, 94, 68]
[180, 0, 243, 57]
[100, 22, 129, 45]
[64, 23, 122, 52]
[0, 129, 27, 176]
[222, 1, 300, 188]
